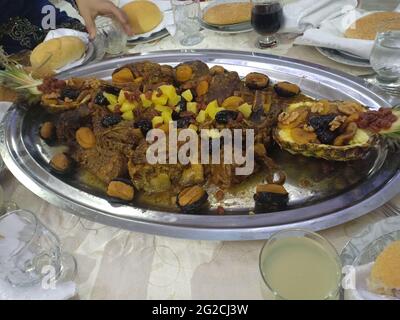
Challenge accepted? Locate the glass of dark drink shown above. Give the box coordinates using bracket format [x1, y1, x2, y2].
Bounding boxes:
[251, 0, 284, 49]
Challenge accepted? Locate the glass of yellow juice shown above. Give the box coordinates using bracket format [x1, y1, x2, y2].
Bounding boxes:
[259, 229, 342, 300]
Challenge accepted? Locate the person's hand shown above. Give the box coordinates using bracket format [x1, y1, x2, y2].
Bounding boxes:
[75, 0, 133, 39]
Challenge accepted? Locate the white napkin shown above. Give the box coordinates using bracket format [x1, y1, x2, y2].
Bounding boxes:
[44, 28, 90, 73]
[344, 263, 400, 300]
[281, 0, 358, 34]
[294, 7, 400, 60]
[119, 0, 174, 40]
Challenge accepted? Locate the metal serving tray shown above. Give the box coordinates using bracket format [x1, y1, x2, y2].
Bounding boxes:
[1, 50, 399, 240]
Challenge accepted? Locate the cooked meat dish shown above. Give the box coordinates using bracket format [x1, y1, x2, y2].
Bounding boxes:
[37, 60, 399, 213]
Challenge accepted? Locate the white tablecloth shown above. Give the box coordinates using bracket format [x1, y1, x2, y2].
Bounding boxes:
[0, 0, 398, 300]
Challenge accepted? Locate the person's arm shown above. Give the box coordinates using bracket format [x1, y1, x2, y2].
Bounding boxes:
[66, 0, 132, 38]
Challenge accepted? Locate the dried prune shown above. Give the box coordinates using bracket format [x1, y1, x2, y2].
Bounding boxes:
[172, 110, 180, 121]
[102, 85, 121, 95]
[94, 91, 108, 106]
[274, 82, 301, 97]
[309, 115, 339, 144]
[215, 110, 239, 124]
[178, 99, 187, 112]
[135, 119, 152, 136]
[60, 87, 80, 100]
[254, 184, 288, 209]
[176, 117, 192, 128]
[101, 114, 122, 127]
[176, 186, 208, 213]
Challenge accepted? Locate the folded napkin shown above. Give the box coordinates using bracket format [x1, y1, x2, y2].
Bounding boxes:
[344, 263, 400, 300]
[44, 28, 89, 73]
[281, 0, 358, 34]
[294, 7, 400, 60]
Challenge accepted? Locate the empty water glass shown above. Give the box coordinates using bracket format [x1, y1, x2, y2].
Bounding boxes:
[96, 16, 128, 56]
[172, 0, 204, 46]
[0, 210, 76, 287]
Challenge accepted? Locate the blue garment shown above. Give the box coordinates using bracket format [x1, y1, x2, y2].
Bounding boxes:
[0, 0, 85, 54]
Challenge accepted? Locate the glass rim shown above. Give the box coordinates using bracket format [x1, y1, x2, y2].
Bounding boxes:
[353, 230, 400, 267]
[258, 228, 342, 300]
[0, 209, 39, 260]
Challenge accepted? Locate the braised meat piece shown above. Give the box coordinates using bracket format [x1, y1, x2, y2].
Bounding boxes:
[71, 147, 127, 184]
[205, 71, 242, 104]
[114, 61, 175, 91]
[128, 161, 185, 193]
[55, 104, 92, 144]
[91, 108, 142, 158]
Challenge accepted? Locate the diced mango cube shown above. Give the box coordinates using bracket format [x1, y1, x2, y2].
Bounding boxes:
[182, 89, 193, 102]
[161, 110, 172, 123]
[188, 124, 198, 132]
[122, 110, 134, 121]
[152, 116, 164, 128]
[107, 104, 117, 113]
[120, 100, 136, 112]
[196, 110, 206, 123]
[103, 92, 118, 106]
[159, 123, 169, 133]
[155, 105, 172, 113]
[205, 100, 219, 119]
[140, 94, 152, 108]
[238, 103, 252, 118]
[159, 85, 177, 100]
[118, 90, 127, 105]
[187, 102, 198, 114]
[168, 94, 181, 107]
[152, 91, 168, 106]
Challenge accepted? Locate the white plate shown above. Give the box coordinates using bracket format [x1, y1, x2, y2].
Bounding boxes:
[340, 215, 400, 267]
[316, 47, 371, 68]
[340, 215, 400, 300]
[119, 0, 172, 41]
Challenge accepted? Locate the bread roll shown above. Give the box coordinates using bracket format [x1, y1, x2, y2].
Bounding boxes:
[122, 0, 163, 34]
[30, 36, 86, 72]
[344, 12, 400, 40]
[368, 240, 400, 297]
[203, 2, 251, 26]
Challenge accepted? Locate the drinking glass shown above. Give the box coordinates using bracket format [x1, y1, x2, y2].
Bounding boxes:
[95, 16, 128, 56]
[0, 210, 76, 287]
[369, 30, 400, 93]
[259, 229, 342, 300]
[251, 0, 284, 49]
[172, 0, 204, 46]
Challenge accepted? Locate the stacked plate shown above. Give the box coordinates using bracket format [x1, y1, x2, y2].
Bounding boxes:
[316, 47, 371, 68]
[200, 0, 253, 34]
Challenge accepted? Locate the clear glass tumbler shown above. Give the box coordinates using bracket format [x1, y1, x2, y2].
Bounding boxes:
[95, 16, 128, 56]
[172, 0, 204, 46]
[369, 30, 400, 94]
[0, 210, 76, 287]
[259, 229, 342, 300]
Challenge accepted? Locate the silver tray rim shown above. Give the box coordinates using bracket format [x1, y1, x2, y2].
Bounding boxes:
[1, 49, 399, 241]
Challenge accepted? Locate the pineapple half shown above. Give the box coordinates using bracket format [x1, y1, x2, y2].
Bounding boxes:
[273, 101, 400, 162]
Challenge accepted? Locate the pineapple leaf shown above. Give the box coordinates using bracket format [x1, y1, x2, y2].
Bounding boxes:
[0, 46, 42, 96]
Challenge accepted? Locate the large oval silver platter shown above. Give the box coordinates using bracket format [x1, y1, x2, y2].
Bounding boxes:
[1, 50, 399, 240]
